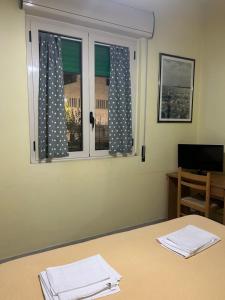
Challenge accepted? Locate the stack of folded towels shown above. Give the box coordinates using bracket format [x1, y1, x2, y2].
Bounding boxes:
[157, 225, 220, 258]
[39, 254, 121, 300]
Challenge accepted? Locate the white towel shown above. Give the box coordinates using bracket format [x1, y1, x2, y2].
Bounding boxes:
[39, 255, 121, 300]
[40, 272, 120, 300]
[46, 255, 111, 294]
[40, 271, 58, 300]
[58, 281, 120, 300]
[157, 225, 220, 258]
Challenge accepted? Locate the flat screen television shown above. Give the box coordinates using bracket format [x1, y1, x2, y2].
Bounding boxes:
[178, 144, 224, 172]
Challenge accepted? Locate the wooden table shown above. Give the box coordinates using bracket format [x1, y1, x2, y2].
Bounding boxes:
[167, 172, 225, 224]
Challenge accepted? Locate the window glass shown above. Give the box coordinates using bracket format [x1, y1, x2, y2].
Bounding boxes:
[95, 44, 110, 150]
[62, 38, 83, 152]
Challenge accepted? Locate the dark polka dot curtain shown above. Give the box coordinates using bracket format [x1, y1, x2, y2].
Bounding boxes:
[108, 46, 132, 155]
[38, 32, 68, 160]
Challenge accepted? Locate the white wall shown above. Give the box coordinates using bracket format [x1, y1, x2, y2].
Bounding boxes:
[197, 1, 225, 146]
[0, 0, 203, 260]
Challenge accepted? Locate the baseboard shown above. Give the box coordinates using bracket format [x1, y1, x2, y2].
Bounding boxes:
[0, 217, 167, 264]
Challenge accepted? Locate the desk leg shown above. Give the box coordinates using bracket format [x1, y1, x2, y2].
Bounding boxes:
[223, 192, 225, 225]
[168, 176, 178, 220]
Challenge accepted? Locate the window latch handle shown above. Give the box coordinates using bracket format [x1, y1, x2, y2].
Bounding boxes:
[89, 111, 95, 129]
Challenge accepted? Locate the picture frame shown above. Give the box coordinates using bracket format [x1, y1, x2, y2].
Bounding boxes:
[158, 53, 195, 123]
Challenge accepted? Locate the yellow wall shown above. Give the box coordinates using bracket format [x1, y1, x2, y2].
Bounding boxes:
[0, 0, 203, 260]
[197, 1, 225, 146]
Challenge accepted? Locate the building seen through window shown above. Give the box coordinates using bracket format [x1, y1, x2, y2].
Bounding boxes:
[63, 40, 110, 152]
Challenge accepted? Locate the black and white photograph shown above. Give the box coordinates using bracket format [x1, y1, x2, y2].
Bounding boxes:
[158, 53, 195, 122]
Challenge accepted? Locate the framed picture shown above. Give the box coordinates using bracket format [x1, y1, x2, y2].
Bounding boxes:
[158, 53, 195, 123]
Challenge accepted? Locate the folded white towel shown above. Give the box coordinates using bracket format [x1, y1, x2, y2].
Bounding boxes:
[46, 255, 110, 295]
[39, 255, 121, 300]
[157, 225, 220, 258]
[40, 272, 119, 300]
[166, 225, 219, 253]
[58, 280, 119, 300]
[40, 271, 58, 300]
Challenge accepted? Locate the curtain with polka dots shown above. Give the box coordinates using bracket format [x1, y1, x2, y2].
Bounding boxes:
[38, 32, 68, 159]
[108, 46, 132, 155]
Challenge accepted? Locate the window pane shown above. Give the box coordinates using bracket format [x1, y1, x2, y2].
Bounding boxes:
[62, 38, 83, 152]
[95, 45, 110, 77]
[95, 45, 109, 150]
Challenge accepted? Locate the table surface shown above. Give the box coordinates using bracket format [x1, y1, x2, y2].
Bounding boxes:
[1, 215, 225, 300]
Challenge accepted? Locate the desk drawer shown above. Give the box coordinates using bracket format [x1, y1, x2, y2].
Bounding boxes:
[211, 186, 224, 199]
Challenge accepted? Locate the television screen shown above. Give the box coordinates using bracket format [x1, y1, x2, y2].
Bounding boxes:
[178, 144, 224, 172]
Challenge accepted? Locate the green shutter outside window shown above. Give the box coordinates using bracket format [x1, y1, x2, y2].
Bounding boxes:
[61, 40, 110, 77]
[95, 45, 110, 77]
[61, 39, 81, 74]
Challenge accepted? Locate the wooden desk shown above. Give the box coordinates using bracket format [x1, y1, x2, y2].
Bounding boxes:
[167, 172, 225, 224]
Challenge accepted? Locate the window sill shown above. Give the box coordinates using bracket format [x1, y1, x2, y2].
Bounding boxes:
[31, 152, 138, 164]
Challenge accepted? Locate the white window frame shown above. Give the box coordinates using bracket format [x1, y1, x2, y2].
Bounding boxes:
[26, 16, 137, 163]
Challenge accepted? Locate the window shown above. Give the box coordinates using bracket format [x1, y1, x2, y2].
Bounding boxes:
[27, 16, 137, 162]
